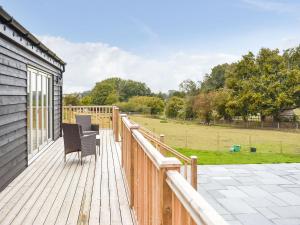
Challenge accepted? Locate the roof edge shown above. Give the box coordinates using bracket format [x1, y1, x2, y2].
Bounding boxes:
[0, 6, 66, 68]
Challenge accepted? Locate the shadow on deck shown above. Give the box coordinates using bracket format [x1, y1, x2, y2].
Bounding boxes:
[0, 129, 136, 225]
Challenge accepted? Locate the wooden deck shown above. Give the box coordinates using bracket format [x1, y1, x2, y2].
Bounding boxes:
[0, 130, 136, 225]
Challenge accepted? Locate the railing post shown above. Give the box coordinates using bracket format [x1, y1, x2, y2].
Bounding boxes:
[120, 114, 128, 168]
[190, 156, 198, 189]
[115, 107, 120, 141]
[112, 106, 115, 134]
[129, 124, 139, 208]
[120, 114, 139, 208]
[159, 160, 181, 225]
[160, 134, 165, 143]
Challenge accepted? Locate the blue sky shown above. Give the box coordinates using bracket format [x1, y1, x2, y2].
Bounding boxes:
[2, 0, 300, 92]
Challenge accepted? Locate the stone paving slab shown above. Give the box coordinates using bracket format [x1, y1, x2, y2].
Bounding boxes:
[197, 163, 300, 225]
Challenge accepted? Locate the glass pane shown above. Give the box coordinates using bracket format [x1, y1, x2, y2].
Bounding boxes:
[48, 77, 52, 140]
[37, 74, 42, 147]
[27, 71, 31, 154]
[31, 72, 37, 151]
[42, 76, 47, 143]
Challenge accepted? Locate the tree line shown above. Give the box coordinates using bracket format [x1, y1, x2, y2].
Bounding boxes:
[64, 45, 300, 123]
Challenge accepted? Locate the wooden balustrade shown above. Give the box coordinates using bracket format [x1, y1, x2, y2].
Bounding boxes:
[63, 106, 113, 128]
[119, 115, 228, 225]
[139, 127, 198, 189]
[166, 171, 228, 225]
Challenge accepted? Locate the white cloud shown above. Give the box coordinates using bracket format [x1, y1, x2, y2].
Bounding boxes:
[39, 36, 239, 93]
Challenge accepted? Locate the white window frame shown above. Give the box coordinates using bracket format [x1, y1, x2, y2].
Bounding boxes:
[27, 66, 53, 161]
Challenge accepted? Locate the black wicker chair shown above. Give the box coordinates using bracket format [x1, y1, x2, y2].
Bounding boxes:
[62, 123, 96, 165]
[75, 115, 99, 135]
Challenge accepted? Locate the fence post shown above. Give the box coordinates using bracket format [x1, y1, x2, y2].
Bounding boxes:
[160, 134, 165, 143]
[190, 156, 198, 189]
[159, 160, 181, 225]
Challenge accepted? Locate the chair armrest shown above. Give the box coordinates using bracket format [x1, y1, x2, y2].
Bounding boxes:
[83, 131, 97, 135]
[91, 124, 99, 132]
[81, 133, 96, 158]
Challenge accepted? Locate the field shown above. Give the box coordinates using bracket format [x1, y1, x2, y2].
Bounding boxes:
[130, 115, 300, 164]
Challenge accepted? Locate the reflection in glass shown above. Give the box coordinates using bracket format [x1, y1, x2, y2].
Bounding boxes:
[27, 71, 31, 154]
[31, 72, 37, 151]
[37, 74, 42, 146]
[48, 78, 52, 140]
[42, 76, 47, 142]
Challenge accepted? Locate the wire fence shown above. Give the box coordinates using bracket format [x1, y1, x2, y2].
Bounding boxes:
[148, 127, 300, 155]
[213, 120, 299, 130]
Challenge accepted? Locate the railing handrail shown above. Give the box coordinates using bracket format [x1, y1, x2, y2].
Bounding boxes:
[122, 116, 181, 169]
[132, 129, 181, 169]
[122, 115, 139, 130]
[63, 105, 113, 108]
[166, 170, 229, 225]
[139, 129, 191, 163]
[139, 126, 160, 139]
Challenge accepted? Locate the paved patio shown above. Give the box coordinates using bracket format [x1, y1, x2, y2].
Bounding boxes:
[197, 163, 300, 225]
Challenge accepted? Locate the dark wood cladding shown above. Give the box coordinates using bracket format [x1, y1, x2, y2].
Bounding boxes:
[0, 33, 63, 191]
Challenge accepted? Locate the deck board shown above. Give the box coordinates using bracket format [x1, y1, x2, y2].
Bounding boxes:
[0, 130, 135, 225]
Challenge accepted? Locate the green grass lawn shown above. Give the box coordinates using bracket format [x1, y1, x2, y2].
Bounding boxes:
[130, 115, 300, 164]
[175, 148, 300, 164]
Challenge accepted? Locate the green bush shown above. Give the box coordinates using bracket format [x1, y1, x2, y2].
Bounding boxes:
[165, 97, 185, 118]
[117, 96, 164, 115]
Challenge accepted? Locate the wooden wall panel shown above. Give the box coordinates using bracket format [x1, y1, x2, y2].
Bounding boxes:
[0, 33, 64, 191]
[0, 51, 27, 191]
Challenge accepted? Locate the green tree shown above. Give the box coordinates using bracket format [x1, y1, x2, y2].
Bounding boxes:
[118, 96, 164, 115]
[106, 91, 120, 105]
[283, 45, 300, 69]
[165, 97, 185, 118]
[168, 90, 186, 98]
[225, 48, 300, 121]
[80, 95, 92, 105]
[91, 82, 115, 105]
[179, 79, 200, 96]
[212, 89, 232, 121]
[119, 80, 151, 101]
[201, 64, 231, 92]
[155, 91, 168, 100]
[193, 92, 215, 124]
[90, 77, 152, 104]
[184, 96, 197, 119]
[225, 52, 258, 121]
[63, 94, 80, 106]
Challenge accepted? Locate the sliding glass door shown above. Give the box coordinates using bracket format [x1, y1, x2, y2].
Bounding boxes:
[27, 67, 53, 160]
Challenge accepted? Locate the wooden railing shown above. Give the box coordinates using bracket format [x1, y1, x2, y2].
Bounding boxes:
[166, 171, 228, 225]
[138, 126, 198, 189]
[112, 106, 121, 141]
[63, 106, 113, 128]
[118, 114, 228, 225]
